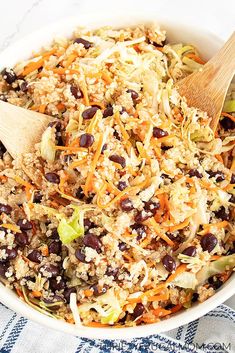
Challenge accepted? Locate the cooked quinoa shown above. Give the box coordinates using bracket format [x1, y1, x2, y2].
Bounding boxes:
[0, 24, 234, 327]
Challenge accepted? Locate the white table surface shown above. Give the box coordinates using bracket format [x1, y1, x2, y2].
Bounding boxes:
[0, 0, 234, 311]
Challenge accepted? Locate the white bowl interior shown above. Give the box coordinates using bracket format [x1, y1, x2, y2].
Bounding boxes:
[0, 11, 234, 339]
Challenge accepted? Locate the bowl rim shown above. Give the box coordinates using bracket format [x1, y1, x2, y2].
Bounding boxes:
[0, 11, 234, 340]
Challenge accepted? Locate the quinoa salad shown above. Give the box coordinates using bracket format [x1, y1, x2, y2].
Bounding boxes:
[0, 24, 234, 328]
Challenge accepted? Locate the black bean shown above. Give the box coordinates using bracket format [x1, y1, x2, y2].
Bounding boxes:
[220, 117, 235, 130]
[70, 85, 83, 99]
[74, 188, 85, 201]
[20, 81, 28, 92]
[0, 141, 6, 158]
[74, 38, 92, 49]
[0, 203, 12, 214]
[1, 68, 17, 84]
[189, 169, 203, 178]
[45, 172, 60, 184]
[40, 264, 60, 277]
[161, 145, 172, 151]
[17, 219, 33, 231]
[182, 246, 197, 257]
[117, 181, 127, 191]
[127, 89, 139, 101]
[120, 198, 134, 212]
[131, 224, 147, 237]
[230, 194, 235, 203]
[103, 106, 113, 118]
[64, 287, 76, 303]
[0, 263, 8, 277]
[133, 303, 145, 319]
[200, 233, 218, 252]
[48, 241, 61, 255]
[50, 278, 66, 291]
[191, 293, 199, 302]
[119, 242, 128, 251]
[153, 127, 168, 138]
[82, 106, 99, 120]
[208, 276, 223, 290]
[162, 254, 176, 272]
[15, 232, 29, 247]
[230, 174, 235, 184]
[144, 200, 160, 216]
[214, 206, 231, 221]
[101, 143, 108, 154]
[83, 233, 102, 252]
[106, 266, 119, 278]
[75, 249, 88, 263]
[109, 154, 126, 168]
[33, 191, 43, 203]
[207, 170, 225, 182]
[84, 219, 96, 231]
[50, 228, 60, 240]
[0, 94, 7, 102]
[134, 210, 151, 223]
[79, 133, 94, 148]
[27, 250, 42, 263]
[0, 246, 17, 262]
[91, 284, 108, 297]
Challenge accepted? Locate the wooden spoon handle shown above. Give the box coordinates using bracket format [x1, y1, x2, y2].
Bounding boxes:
[203, 31, 235, 92]
[0, 101, 52, 158]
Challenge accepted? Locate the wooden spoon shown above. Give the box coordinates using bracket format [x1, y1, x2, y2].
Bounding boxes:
[0, 101, 52, 158]
[177, 32, 235, 131]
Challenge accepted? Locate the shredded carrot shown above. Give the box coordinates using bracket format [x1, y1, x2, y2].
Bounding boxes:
[85, 322, 110, 328]
[87, 110, 102, 134]
[38, 104, 46, 114]
[1, 223, 20, 233]
[148, 292, 169, 302]
[166, 264, 188, 284]
[41, 245, 49, 257]
[51, 68, 79, 75]
[57, 103, 65, 111]
[221, 112, 235, 123]
[123, 252, 134, 262]
[84, 289, 93, 297]
[66, 317, 75, 324]
[14, 175, 34, 201]
[185, 53, 206, 65]
[139, 233, 152, 248]
[55, 145, 87, 152]
[215, 154, 224, 163]
[31, 291, 42, 298]
[198, 220, 229, 235]
[223, 183, 235, 191]
[155, 134, 175, 143]
[210, 255, 221, 261]
[168, 217, 190, 233]
[64, 53, 77, 68]
[0, 175, 8, 183]
[96, 179, 148, 209]
[59, 171, 69, 193]
[16, 288, 24, 299]
[22, 58, 44, 76]
[80, 80, 90, 106]
[68, 158, 87, 170]
[101, 71, 112, 84]
[145, 218, 174, 247]
[152, 307, 171, 317]
[84, 134, 103, 196]
[170, 304, 183, 314]
[114, 111, 130, 141]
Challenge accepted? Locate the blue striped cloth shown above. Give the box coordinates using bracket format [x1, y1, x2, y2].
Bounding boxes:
[0, 302, 234, 353]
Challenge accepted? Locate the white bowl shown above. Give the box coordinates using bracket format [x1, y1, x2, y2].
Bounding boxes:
[0, 10, 234, 340]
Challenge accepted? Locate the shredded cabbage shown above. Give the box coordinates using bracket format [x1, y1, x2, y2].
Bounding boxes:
[40, 126, 56, 163]
[171, 271, 197, 289]
[57, 206, 84, 244]
[196, 255, 235, 285]
[223, 99, 235, 113]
